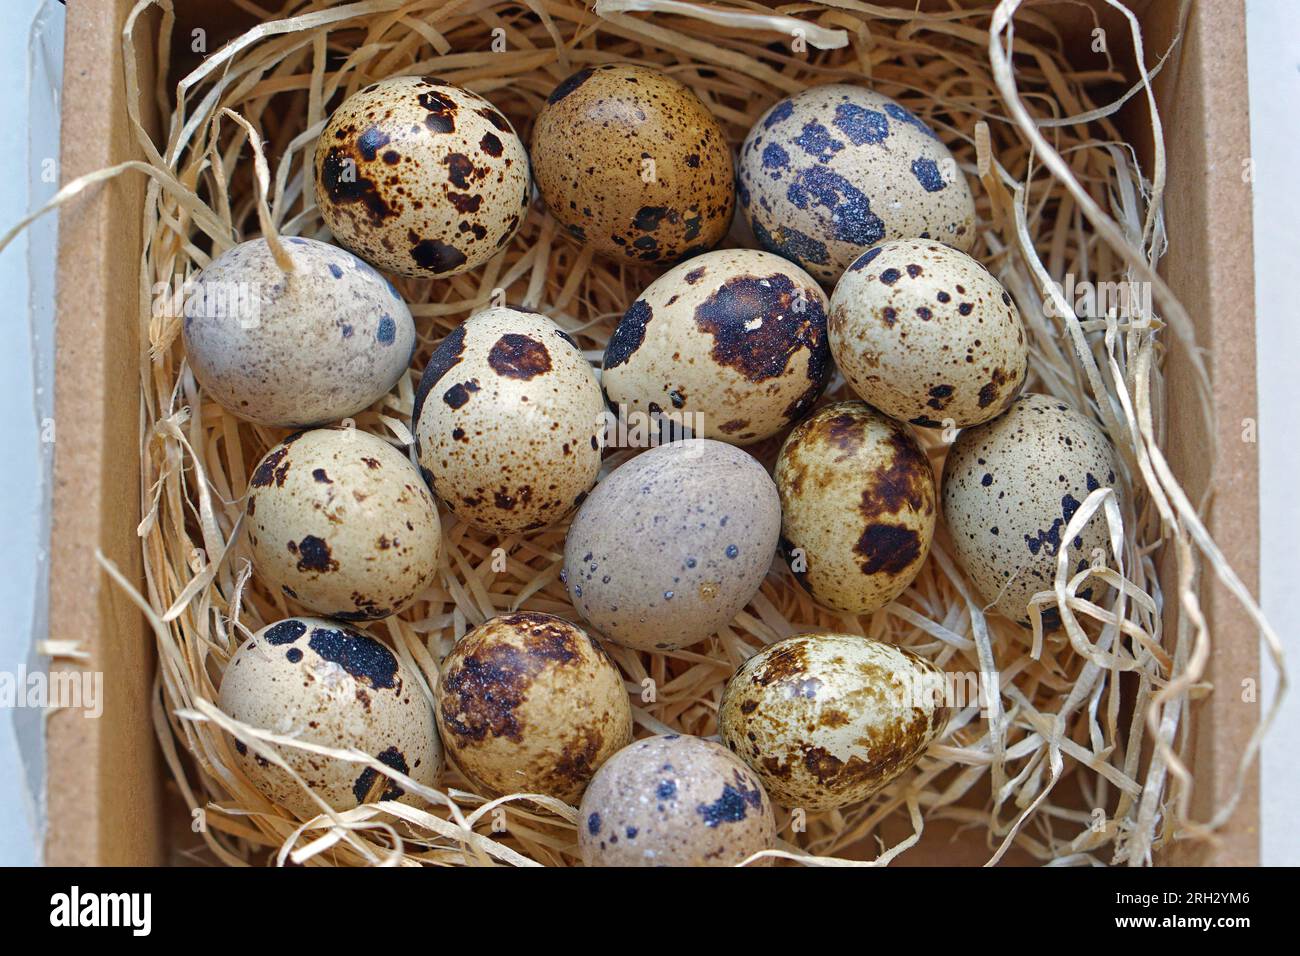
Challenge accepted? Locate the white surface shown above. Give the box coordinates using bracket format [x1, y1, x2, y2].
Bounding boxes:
[1245, 0, 1300, 868]
[0, 0, 63, 867]
[0, 2, 1293, 866]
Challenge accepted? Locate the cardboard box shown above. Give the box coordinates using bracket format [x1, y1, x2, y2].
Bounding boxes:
[45, 0, 1258, 865]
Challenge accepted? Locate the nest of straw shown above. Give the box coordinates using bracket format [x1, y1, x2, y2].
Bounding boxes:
[51, 0, 1277, 865]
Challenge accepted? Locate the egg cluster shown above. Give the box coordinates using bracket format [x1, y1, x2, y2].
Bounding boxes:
[190, 71, 1123, 863]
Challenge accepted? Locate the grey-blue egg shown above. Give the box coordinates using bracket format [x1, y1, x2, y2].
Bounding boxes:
[738, 84, 976, 285]
[563, 440, 781, 651]
[183, 237, 415, 427]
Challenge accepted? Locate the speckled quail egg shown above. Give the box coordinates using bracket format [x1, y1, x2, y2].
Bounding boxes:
[532, 63, 734, 264]
[315, 76, 529, 277]
[412, 307, 604, 534]
[182, 237, 415, 427]
[942, 393, 1122, 629]
[775, 402, 936, 614]
[246, 428, 441, 620]
[579, 734, 776, 867]
[564, 439, 781, 651]
[602, 249, 831, 445]
[719, 632, 949, 811]
[829, 240, 1027, 429]
[434, 612, 632, 803]
[218, 616, 441, 820]
[738, 84, 976, 284]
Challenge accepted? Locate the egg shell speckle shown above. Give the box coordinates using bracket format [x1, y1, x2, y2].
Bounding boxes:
[942, 393, 1121, 629]
[775, 402, 936, 613]
[829, 240, 1027, 429]
[563, 439, 781, 651]
[602, 249, 832, 445]
[434, 612, 632, 803]
[314, 76, 529, 277]
[218, 616, 441, 820]
[531, 63, 734, 264]
[579, 734, 776, 866]
[182, 237, 415, 427]
[246, 428, 441, 620]
[719, 632, 949, 811]
[413, 307, 604, 534]
[738, 84, 976, 284]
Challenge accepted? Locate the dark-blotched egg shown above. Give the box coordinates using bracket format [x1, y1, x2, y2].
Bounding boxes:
[602, 248, 831, 445]
[532, 63, 734, 264]
[775, 402, 936, 613]
[942, 393, 1121, 629]
[315, 76, 529, 277]
[563, 439, 781, 651]
[245, 428, 441, 620]
[434, 612, 632, 803]
[182, 237, 415, 427]
[738, 84, 976, 284]
[218, 616, 441, 820]
[719, 632, 949, 811]
[579, 734, 776, 866]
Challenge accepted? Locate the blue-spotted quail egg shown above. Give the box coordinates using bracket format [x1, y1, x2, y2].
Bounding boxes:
[775, 402, 937, 614]
[830, 240, 1027, 428]
[315, 77, 529, 277]
[218, 616, 441, 820]
[579, 734, 776, 866]
[246, 428, 441, 620]
[563, 439, 781, 651]
[719, 633, 949, 811]
[601, 249, 831, 445]
[531, 64, 734, 264]
[739, 84, 976, 284]
[182, 237, 414, 427]
[942, 393, 1121, 629]
[413, 307, 605, 534]
[434, 612, 632, 803]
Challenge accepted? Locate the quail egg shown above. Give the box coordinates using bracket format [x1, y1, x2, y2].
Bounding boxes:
[829, 240, 1027, 428]
[775, 402, 936, 613]
[315, 76, 529, 277]
[739, 84, 976, 284]
[182, 237, 415, 427]
[602, 249, 831, 445]
[579, 734, 776, 867]
[218, 616, 441, 820]
[532, 63, 734, 264]
[942, 393, 1122, 629]
[412, 307, 604, 534]
[246, 428, 441, 620]
[564, 439, 781, 651]
[434, 612, 632, 803]
[719, 632, 949, 811]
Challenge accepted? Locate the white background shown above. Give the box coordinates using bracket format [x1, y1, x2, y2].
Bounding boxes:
[0, 0, 1293, 865]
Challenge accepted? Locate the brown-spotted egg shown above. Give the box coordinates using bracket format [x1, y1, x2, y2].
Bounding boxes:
[315, 76, 529, 277]
[532, 63, 734, 264]
[412, 307, 604, 534]
[182, 237, 415, 427]
[775, 402, 936, 614]
[434, 612, 632, 803]
[579, 734, 776, 867]
[246, 428, 441, 620]
[739, 84, 976, 284]
[218, 616, 441, 820]
[719, 632, 949, 811]
[563, 439, 781, 652]
[942, 393, 1122, 629]
[601, 249, 831, 445]
[829, 240, 1027, 429]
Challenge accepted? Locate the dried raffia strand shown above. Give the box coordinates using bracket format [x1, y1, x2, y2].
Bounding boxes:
[5, 0, 1267, 866]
